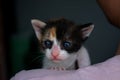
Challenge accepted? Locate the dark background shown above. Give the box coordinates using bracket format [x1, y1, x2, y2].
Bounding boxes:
[2, 0, 120, 79]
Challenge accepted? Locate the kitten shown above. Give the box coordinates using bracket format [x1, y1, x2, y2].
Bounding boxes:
[31, 18, 94, 70]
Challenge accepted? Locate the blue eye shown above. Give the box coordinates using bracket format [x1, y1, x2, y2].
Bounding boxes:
[44, 40, 53, 48]
[63, 41, 72, 49]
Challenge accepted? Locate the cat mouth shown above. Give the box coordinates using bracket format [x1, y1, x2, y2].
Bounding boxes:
[52, 60, 61, 63]
[51, 58, 62, 63]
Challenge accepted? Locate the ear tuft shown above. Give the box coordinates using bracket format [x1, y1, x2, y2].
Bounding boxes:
[81, 23, 94, 40]
[31, 19, 46, 40]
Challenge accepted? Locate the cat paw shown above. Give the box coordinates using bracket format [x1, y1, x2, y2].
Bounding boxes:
[49, 67, 66, 71]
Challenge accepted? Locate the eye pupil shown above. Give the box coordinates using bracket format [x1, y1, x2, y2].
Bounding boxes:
[44, 40, 53, 48]
[63, 41, 71, 48]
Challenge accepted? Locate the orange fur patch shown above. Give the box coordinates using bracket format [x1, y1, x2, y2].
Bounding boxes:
[49, 27, 56, 39]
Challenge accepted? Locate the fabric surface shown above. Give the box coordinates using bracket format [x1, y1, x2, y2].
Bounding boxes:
[11, 55, 120, 80]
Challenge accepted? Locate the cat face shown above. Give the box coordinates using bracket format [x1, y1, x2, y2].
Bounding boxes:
[31, 18, 94, 63]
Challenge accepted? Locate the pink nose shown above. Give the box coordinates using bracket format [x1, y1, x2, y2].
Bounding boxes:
[51, 45, 60, 58]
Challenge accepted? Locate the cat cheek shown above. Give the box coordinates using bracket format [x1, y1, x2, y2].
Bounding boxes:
[59, 51, 70, 60]
[45, 49, 52, 59]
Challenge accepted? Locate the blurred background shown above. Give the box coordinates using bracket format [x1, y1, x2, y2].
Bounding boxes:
[0, 0, 120, 80]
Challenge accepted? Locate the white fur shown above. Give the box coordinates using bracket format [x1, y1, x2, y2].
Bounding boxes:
[77, 46, 91, 68]
[43, 45, 90, 70]
[43, 53, 77, 70]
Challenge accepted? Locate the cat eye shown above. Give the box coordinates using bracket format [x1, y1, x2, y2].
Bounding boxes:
[43, 40, 53, 48]
[62, 41, 72, 49]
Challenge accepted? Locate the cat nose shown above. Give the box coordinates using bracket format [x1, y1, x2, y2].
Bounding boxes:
[51, 45, 60, 58]
[51, 52, 59, 58]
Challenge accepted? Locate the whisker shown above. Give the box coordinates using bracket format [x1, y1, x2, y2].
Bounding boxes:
[23, 52, 45, 69]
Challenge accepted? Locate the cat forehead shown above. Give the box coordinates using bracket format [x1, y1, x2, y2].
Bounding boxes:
[45, 27, 56, 40]
[43, 26, 82, 42]
[42, 19, 82, 40]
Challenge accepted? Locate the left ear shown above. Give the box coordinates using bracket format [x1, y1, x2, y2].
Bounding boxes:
[81, 23, 94, 39]
[31, 19, 46, 40]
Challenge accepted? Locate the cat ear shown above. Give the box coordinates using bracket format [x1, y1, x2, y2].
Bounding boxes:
[81, 23, 94, 40]
[31, 19, 46, 40]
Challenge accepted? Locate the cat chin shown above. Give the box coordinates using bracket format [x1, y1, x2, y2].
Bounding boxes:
[49, 58, 66, 63]
[52, 60, 61, 63]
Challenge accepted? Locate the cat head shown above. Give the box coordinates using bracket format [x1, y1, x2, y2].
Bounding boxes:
[31, 18, 94, 63]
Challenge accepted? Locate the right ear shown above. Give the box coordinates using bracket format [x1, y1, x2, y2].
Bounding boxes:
[31, 19, 46, 40]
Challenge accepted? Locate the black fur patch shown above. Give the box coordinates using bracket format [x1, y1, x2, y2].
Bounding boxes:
[40, 18, 88, 53]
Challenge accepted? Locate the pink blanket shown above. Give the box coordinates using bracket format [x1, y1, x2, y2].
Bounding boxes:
[11, 55, 120, 80]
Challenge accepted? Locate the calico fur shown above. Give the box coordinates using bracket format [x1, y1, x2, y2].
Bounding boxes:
[31, 18, 94, 70]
